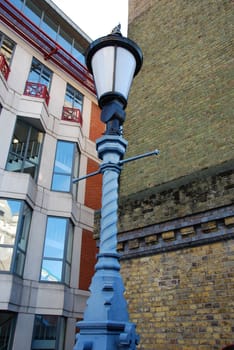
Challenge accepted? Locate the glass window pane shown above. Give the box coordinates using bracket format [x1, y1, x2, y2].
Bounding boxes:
[66, 223, 73, 263]
[72, 145, 80, 199]
[0, 312, 16, 349]
[14, 249, 25, 276]
[52, 141, 75, 192]
[51, 174, 71, 192]
[28, 58, 52, 88]
[0, 247, 13, 271]
[58, 28, 72, 53]
[10, 0, 23, 10]
[65, 84, 83, 110]
[6, 118, 44, 180]
[0, 199, 20, 245]
[40, 66, 52, 87]
[41, 14, 58, 41]
[64, 263, 71, 285]
[32, 315, 65, 350]
[0, 33, 16, 64]
[44, 218, 66, 259]
[41, 259, 63, 282]
[72, 41, 85, 65]
[17, 204, 32, 251]
[0, 199, 31, 274]
[54, 142, 74, 174]
[24, 0, 42, 26]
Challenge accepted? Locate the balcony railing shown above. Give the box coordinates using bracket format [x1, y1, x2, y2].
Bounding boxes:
[0, 53, 10, 80]
[24, 81, 50, 105]
[0, 0, 96, 95]
[62, 106, 83, 125]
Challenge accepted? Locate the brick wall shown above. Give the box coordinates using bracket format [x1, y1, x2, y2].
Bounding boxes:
[89, 101, 105, 142]
[119, 162, 234, 232]
[115, 1, 234, 348]
[121, 239, 234, 350]
[84, 157, 102, 210]
[120, 0, 234, 199]
[79, 229, 97, 290]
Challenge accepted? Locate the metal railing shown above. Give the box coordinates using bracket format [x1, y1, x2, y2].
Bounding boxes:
[0, 0, 96, 95]
[24, 81, 50, 105]
[61, 106, 83, 125]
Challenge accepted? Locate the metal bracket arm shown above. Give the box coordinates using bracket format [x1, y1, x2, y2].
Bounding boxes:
[72, 149, 160, 183]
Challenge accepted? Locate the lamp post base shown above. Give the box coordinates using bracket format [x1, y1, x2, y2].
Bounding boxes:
[74, 255, 139, 350]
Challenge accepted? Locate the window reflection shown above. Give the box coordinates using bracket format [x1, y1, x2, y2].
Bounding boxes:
[31, 315, 65, 350]
[40, 217, 73, 284]
[52, 141, 80, 194]
[0, 31, 16, 64]
[0, 199, 31, 275]
[24, 0, 42, 26]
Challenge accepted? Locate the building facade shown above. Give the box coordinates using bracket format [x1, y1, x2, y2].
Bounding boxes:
[0, 0, 103, 349]
[118, 1, 234, 349]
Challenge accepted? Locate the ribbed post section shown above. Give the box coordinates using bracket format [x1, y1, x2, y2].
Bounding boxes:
[74, 135, 139, 350]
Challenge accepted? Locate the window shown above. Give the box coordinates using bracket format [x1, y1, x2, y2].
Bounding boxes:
[0, 312, 17, 350]
[65, 83, 83, 111]
[40, 217, 73, 284]
[62, 84, 83, 124]
[10, 0, 24, 10]
[41, 14, 58, 41]
[31, 315, 65, 350]
[6, 118, 44, 180]
[28, 57, 52, 88]
[0, 31, 16, 64]
[8, 0, 86, 65]
[24, 0, 42, 27]
[72, 40, 85, 66]
[58, 28, 72, 53]
[0, 199, 32, 276]
[51, 141, 80, 194]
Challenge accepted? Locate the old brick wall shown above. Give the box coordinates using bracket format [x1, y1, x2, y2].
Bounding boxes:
[115, 1, 234, 349]
[119, 162, 234, 232]
[120, 0, 234, 200]
[121, 239, 234, 350]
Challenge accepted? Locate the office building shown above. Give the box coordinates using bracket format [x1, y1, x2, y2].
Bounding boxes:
[0, 0, 103, 349]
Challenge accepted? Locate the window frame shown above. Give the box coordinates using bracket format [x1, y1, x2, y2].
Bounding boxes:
[5, 117, 44, 181]
[51, 140, 80, 195]
[28, 57, 52, 90]
[40, 216, 74, 285]
[31, 314, 66, 350]
[0, 198, 32, 276]
[64, 83, 84, 112]
[0, 311, 17, 350]
[0, 31, 16, 65]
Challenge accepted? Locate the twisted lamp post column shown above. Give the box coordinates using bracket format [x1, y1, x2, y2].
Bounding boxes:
[74, 25, 143, 350]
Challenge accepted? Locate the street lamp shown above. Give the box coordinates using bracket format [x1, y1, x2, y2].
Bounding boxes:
[74, 25, 143, 350]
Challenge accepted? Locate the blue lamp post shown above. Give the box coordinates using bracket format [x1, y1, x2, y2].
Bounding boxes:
[74, 25, 143, 350]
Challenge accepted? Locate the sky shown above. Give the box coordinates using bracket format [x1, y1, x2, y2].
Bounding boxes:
[52, 0, 129, 40]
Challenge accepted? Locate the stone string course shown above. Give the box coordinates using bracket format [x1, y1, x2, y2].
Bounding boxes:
[118, 206, 234, 259]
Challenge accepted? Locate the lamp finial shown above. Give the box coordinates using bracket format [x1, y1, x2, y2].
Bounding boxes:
[111, 23, 122, 35]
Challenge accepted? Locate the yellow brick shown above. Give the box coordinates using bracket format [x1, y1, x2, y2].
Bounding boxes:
[145, 234, 158, 244]
[224, 216, 234, 226]
[162, 231, 175, 240]
[201, 221, 217, 233]
[180, 226, 195, 237]
[128, 239, 139, 249]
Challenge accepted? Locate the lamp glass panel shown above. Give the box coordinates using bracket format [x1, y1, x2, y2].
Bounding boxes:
[115, 47, 136, 99]
[91, 46, 115, 98]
